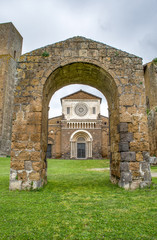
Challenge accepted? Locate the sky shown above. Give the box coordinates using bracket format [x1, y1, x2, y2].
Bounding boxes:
[1, 0, 157, 117]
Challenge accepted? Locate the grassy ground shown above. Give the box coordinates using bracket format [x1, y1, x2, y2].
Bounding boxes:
[0, 157, 157, 240]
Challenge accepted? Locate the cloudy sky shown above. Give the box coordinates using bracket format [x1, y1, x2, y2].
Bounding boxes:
[1, 0, 157, 117]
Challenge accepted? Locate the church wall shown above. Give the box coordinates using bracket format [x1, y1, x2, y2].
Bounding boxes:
[101, 116, 109, 158]
[62, 99, 100, 121]
[48, 116, 62, 158]
[61, 128, 103, 159]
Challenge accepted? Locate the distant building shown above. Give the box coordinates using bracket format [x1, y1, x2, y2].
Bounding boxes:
[47, 90, 109, 159]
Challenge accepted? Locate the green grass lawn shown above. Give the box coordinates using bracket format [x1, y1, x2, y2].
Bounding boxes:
[0, 157, 157, 240]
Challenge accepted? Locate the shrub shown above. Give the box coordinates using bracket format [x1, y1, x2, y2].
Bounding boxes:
[42, 51, 49, 57]
[152, 58, 157, 63]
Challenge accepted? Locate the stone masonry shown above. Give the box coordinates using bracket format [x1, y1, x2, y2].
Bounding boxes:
[144, 62, 157, 158]
[0, 22, 23, 156]
[0, 22, 154, 190]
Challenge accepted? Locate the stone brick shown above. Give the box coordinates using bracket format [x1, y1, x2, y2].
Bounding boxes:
[120, 112, 132, 123]
[24, 161, 32, 171]
[129, 162, 140, 171]
[11, 161, 24, 170]
[18, 151, 30, 161]
[10, 170, 17, 181]
[21, 180, 32, 190]
[30, 151, 41, 161]
[117, 123, 128, 133]
[132, 171, 141, 178]
[143, 171, 152, 182]
[119, 94, 135, 106]
[119, 142, 129, 152]
[141, 162, 150, 172]
[120, 162, 129, 172]
[30, 99, 42, 112]
[120, 172, 132, 184]
[121, 152, 136, 162]
[17, 171, 27, 181]
[32, 180, 42, 189]
[9, 180, 22, 190]
[11, 142, 27, 150]
[130, 141, 149, 152]
[136, 152, 143, 162]
[29, 172, 40, 181]
[128, 123, 139, 133]
[142, 152, 150, 162]
[34, 143, 41, 151]
[30, 133, 41, 142]
[32, 162, 42, 171]
[120, 133, 133, 142]
[130, 180, 141, 190]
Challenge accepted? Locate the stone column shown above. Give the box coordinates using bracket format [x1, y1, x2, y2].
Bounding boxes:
[118, 122, 151, 189]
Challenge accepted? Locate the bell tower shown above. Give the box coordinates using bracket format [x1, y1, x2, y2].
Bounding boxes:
[0, 22, 23, 156]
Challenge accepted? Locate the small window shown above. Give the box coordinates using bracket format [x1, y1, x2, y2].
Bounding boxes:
[14, 50, 16, 59]
[56, 121, 60, 123]
[93, 107, 96, 114]
[67, 107, 70, 114]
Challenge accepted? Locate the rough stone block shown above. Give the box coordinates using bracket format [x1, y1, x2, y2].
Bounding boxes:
[30, 151, 41, 161]
[117, 123, 128, 133]
[32, 161, 42, 171]
[141, 162, 150, 172]
[24, 161, 32, 170]
[120, 162, 129, 172]
[119, 142, 129, 152]
[149, 156, 157, 165]
[121, 152, 136, 161]
[140, 181, 151, 188]
[129, 162, 140, 171]
[33, 180, 42, 189]
[21, 180, 32, 190]
[17, 171, 27, 181]
[9, 180, 22, 190]
[144, 171, 152, 182]
[120, 133, 133, 142]
[136, 152, 143, 162]
[10, 170, 17, 181]
[29, 171, 40, 181]
[120, 172, 132, 184]
[130, 180, 141, 190]
[11, 160, 24, 170]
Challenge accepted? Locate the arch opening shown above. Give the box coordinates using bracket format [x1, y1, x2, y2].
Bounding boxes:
[70, 130, 93, 159]
[41, 62, 120, 183]
[9, 40, 151, 191]
[47, 83, 109, 160]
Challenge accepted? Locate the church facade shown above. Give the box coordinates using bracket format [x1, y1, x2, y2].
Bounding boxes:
[47, 90, 109, 159]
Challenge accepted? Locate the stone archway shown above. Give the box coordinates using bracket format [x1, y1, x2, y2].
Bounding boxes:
[70, 130, 93, 159]
[10, 37, 151, 190]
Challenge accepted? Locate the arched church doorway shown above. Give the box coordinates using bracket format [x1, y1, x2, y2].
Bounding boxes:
[10, 37, 151, 190]
[70, 130, 93, 159]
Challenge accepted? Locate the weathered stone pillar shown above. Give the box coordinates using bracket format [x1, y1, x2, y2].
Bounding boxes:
[0, 22, 23, 156]
[118, 122, 151, 189]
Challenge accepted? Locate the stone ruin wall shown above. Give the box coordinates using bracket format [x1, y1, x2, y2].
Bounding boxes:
[0, 22, 155, 190]
[10, 37, 151, 190]
[0, 23, 23, 156]
[144, 62, 157, 158]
